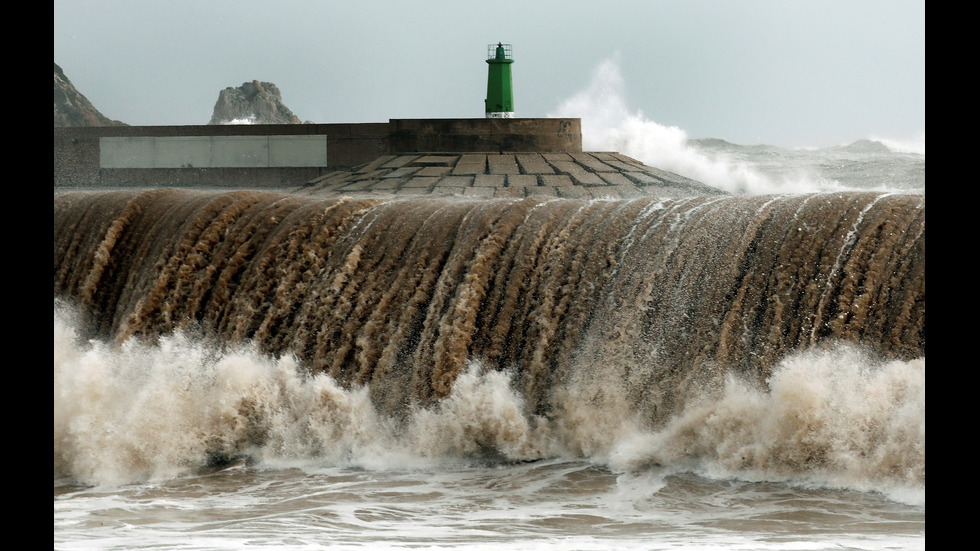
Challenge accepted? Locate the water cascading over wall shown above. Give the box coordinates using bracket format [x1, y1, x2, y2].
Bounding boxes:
[53, 189, 924, 422]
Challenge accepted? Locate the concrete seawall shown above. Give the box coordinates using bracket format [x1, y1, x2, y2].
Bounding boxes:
[291, 152, 724, 199]
[54, 118, 582, 189]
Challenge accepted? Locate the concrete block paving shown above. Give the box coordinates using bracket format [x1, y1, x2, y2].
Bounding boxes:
[295, 152, 724, 198]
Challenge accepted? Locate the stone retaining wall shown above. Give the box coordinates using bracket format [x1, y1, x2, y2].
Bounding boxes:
[54, 118, 582, 188]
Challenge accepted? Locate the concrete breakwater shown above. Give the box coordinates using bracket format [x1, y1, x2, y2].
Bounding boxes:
[54, 117, 722, 198]
[292, 151, 722, 199]
[54, 118, 586, 190]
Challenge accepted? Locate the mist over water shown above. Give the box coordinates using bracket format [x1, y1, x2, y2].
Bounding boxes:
[549, 57, 925, 195]
[870, 132, 926, 156]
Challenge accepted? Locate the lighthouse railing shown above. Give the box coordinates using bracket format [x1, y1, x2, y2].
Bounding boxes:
[486, 43, 513, 61]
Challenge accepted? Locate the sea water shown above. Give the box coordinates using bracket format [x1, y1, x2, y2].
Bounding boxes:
[55, 66, 924, 549]
[54, 308, 923, 550]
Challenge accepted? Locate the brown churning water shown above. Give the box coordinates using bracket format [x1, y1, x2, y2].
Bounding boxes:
[53, 189, 924, 425]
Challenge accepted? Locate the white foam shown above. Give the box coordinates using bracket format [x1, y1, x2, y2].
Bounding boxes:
[872, 130, 926, 155]
[54, 306, 556, 485]
[547, 57, 903, 195]
[54, 305, 924, 504]
[599, 345, 925, 505]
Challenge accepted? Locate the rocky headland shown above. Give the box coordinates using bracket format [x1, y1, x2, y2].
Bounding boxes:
[54, 63, 127, 127]
[209, 80, 306, 125]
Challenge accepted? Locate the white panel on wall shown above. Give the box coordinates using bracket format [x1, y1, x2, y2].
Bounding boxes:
[100, 135, 328, 168]
[269, 136, 328, 167]
[154, 136, 212, 168]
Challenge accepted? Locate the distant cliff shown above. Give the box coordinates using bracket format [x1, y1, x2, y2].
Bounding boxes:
[209, 80, 306, 125]
[54, 64, 306, 126]
[53, 63, 127, 127]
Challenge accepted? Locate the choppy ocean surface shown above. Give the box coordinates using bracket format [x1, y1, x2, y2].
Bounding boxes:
[54, 460, 923, 551]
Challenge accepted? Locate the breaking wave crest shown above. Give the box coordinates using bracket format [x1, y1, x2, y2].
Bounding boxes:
[549, 57, 924, 194]
[54, 305, 923, 506]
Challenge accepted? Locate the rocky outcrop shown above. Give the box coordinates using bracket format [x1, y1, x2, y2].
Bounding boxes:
[54, 63, 127, 127]
[209, 80, 304, 125]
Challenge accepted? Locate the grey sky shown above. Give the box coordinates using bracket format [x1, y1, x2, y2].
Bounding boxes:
[54, 0, 924, 149]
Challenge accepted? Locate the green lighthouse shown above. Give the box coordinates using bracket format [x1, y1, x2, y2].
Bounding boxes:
[485, 43, 514, 118]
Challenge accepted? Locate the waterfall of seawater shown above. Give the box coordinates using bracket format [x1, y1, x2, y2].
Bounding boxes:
[54, 188, 924, 485]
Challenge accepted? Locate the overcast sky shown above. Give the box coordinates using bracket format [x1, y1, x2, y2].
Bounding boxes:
[54, 0, 924, 150]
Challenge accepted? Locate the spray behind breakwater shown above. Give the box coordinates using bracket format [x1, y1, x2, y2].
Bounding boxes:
[54, 189, 924, 489]
[549, 57, 926, 195]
